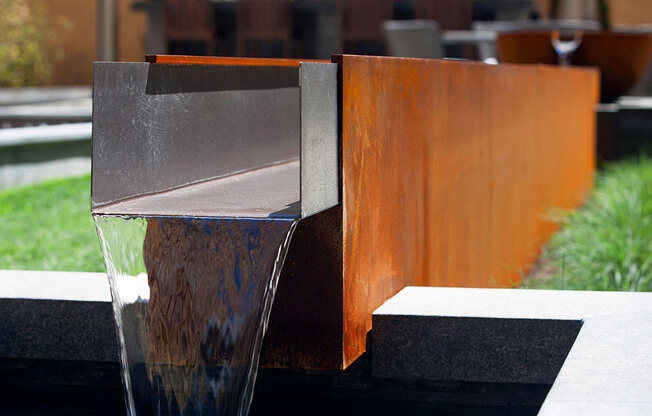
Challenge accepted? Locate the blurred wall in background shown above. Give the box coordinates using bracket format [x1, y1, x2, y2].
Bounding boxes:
[33, 0, 650, 86]
[42, 0, 145, 86]
[610, 0, 652, 26]
[539, 0, 652, 24]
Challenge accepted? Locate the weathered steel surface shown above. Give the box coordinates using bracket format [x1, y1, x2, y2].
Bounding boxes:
[335, 55, 597, 367]
[261, 206, 343, 369]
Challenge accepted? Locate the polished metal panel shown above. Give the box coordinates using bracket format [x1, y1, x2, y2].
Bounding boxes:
[92, 62, 300, 209]
[300, 62, 338, 218]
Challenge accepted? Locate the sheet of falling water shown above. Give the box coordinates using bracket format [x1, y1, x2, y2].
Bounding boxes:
[94, 215, 298, 416]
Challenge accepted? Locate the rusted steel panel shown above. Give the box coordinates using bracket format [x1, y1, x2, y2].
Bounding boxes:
[145, 54, 329, 67]
[335, 55, 597, 367]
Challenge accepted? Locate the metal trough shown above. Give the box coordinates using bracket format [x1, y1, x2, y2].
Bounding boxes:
[91, 58, 338, 219]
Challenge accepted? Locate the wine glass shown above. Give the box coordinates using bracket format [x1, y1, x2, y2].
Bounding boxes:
[550, 30, 583, 67]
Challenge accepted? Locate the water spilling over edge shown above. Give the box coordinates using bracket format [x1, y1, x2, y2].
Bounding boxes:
[94, 215, 298, 416]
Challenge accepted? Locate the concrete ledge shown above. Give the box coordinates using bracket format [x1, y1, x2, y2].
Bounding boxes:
[373, 287, 652, 415]
[0, 123, 92, 147]
[539, 311, 652, 415]
[2, 271, 651, 414]
[0, 270, 117, 362]
[0, 87, 91, 106]
[372, 314, 581, 384]
[0, 123, 92, 189]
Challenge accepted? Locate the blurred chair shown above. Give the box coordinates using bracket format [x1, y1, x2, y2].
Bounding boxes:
[473, 19, 601, 62]
[383, 20, 443, 59]
[164, 0, 216, 55]
[236, 0, 293, 57]
[338, 0, 393, 54]
[414, 0, 472, 31]
[472, 0, 539, 21]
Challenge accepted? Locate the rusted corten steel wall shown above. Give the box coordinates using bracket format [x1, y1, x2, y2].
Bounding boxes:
[142, 54, 598, 370]
[330, 55, 598, 367]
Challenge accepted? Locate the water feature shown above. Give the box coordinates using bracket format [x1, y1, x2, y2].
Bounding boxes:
[95, 215, 298, 416]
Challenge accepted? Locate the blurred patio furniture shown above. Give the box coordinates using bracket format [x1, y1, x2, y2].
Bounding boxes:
[473, 19, 601, 62]
[164, 0, 216, 55]
[236, 0, 293, 57]
[496, 31, 652, 102]
[383, 20, 443, 59]
[338, 0, 393, 55]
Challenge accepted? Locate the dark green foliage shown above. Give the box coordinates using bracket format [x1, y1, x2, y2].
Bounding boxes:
[538, 157, 652, 291]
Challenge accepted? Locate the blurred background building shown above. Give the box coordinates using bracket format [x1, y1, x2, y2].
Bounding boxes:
[5, 0, 646, 87]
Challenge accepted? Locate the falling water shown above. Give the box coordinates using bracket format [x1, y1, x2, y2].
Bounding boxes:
[94, 215, 298, 416]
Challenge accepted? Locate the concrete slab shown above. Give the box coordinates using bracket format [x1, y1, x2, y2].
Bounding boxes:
[0, 123, 92, 190]
[539, 311, 652, 416]
[373, 286, 652, 320]
[0, 270, 117, 362]
[0, 87, 91, 106]
[0, 123, 91, 147]
[2, 271, 651, 415]
[0, 270, 110, 302]
[373, 287, 652, 415]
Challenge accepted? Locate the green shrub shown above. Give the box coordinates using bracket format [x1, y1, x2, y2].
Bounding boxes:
[0, 0, 53, 87]
[539, 157, 652, 291]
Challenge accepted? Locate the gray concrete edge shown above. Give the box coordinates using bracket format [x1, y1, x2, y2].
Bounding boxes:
[372, 287, 652, 415]
[0, 270, 118, 362]
[2, 271, 651, 415]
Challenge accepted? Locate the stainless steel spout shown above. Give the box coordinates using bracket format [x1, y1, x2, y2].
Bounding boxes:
[91, 60, 338, 219]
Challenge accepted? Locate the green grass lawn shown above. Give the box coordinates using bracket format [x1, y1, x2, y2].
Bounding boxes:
[0, 175, 104, 272]
[528, 157, 652, 291]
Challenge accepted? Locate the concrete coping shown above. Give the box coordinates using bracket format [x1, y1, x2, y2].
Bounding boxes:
[0, 270, 117, 362]
[0, 269, 110, 302]
[374, 286, 652, 320]
[373, 287, 652, 416]
[0, 87, 91, 106]
[0, 122, 92, 147]
[0, 102, 92, 120]
[2, 271, 651, 414]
